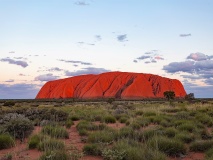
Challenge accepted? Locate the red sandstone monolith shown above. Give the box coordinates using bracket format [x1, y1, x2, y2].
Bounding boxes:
[36, 72, 186, 99]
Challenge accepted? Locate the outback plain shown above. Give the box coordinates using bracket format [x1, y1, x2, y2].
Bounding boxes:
[0, 99, 213, 160]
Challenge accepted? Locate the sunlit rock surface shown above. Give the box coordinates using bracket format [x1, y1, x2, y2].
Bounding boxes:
[36, 72, 186, 99]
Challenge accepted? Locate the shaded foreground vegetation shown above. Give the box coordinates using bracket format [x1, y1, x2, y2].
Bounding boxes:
[0, 99, 213, 159]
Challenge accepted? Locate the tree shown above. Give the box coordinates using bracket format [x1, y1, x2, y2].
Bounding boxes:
[163, 91, 175, 101]
[107, 98, 115, 104]
[185, 93, 195, 100]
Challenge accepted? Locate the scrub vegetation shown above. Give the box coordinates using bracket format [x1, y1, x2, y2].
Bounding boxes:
[0, 98, 213, 160]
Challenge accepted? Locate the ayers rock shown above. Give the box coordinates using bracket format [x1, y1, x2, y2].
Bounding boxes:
[36, 72, 186, 99]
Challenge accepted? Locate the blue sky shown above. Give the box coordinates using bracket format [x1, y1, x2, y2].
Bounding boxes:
[0, 0, 213, 98]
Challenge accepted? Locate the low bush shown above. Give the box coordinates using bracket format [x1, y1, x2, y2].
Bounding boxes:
[175, 111, 190, 120]
[113, 140, 166, 160]
[141, 127, 164, 141]
[83, 144, 102, 156]
[177, 122, 196, 132]
[175, 132, 195, 143]
[38, 139, 65, 151]
[136, 117, 151, 127]
[149, 136, 186, 156]
[65, 120, 74, 129]
[164, 127, 177, 138]
[78, 129, 88, 136]
[104, 116, 116, 123]
[196, 114, 213, 127]
[143, 111, 157, 117]
[190, 140, 213, 152]
[76, 120, 98, 131]
[39, 150, 68, 160]
[87, 129, 117, 143]
[0, 134, 15, 150]
[160, 120, 172, 127]
[135, 110, 143, 116]
[102, 148, 126, 160]
[41, 125, 69, 139]
[3, 101, 15, 107]
[119, 117, 128, 123]
[205, 148, 213, 159]
[0, 113, 26, 125]
[69, 115, 80, 121]
[28, 135, 40, 149]
[161, 108, 180, 113]
[130, 122, 141, 130]
[5, 116, 34, 141]
[118, 127, 134, 139]
[200, 128, 212, 140]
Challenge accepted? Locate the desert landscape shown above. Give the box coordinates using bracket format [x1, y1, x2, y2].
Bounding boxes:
[1, 97, 213, 160]
[1, 0, 213, 160]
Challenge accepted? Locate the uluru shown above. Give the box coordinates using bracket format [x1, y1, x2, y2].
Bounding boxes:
[36, 72, 186, 99]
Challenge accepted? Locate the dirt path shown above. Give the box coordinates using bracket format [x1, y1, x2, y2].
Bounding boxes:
[65, 121, 103, 160]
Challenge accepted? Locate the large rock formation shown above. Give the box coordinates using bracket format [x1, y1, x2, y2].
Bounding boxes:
[36, 72, 186, 99]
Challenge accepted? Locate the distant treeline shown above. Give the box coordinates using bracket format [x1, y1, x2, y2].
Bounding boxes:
[0, 97, 212, 103]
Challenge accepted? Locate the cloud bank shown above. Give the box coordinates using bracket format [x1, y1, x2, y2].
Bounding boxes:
[0, 57, 28, 68]
[65, 67, 110, 76]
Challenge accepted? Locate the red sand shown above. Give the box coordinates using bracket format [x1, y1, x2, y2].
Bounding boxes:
[36, 72, 186, 99]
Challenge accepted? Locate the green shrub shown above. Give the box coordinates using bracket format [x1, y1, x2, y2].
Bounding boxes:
[113, 140, 166, 160]
[76, 120, 98, 131]
[94, 115, 102, 121]
[190, 140, 213, 152]
[135, 110, 143, 116]
[141, 127, 164, 141]
[69, 115, 80, 121]
[28, 134, 50, 149]
[175, 111, 190, 119]
[3, 101, 15, 107]
[196, 114, 213, 127]
[28, 135, 40, 149]
[65, 120, 74, 129]
[164, 127, 177, 138]
[177, 122, 196, 132]
[143, 111, 157, 117]
[149, 136, 186, 156]
[160, 120, 171, 127]
[38, 139, 65, 151]
[119, 117, 128, 123]
[39, 108, 68, 122]
[136, 117, 151, 127]
[83, 144, 101, 156]
[130, 122, 141, 130]
[200, 128, 212, 140]
[88, 129, 117, 143]
[125, 120, 130, 126]
[39, 150, 68, 160]
[175, 132, 194, 143]
[104, 116, 116, 123]
[0, 134, 15, 150]
[0, 113, 26, 125]
[5, 116, 34, 141]
[102, 148, 126, 160]
[118, 127, 134, 139]
[161, 108, 180, 113]
[205, 148, 213, 159]
[78, 129, 88, 136]
[41, 125, 69, 139]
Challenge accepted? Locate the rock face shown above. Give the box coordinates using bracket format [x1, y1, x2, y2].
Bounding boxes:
[36, 72, 186, 99]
